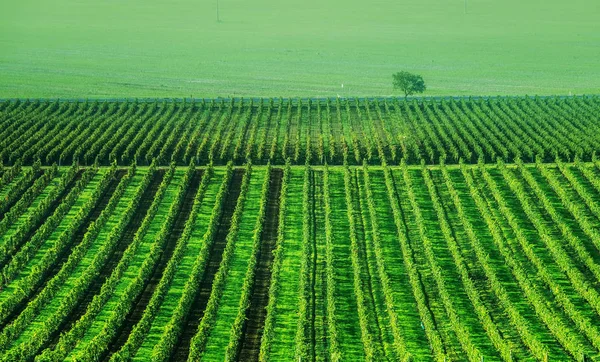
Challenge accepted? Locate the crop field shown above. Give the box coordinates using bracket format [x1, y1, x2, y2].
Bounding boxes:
[2, 95, 600, 361]
[1, 96, 600, 167]
[1, 0, 599, 98]
[0, 0, 600, 98]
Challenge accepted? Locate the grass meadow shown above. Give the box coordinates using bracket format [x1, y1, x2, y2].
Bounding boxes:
[1, 0, 598, 98]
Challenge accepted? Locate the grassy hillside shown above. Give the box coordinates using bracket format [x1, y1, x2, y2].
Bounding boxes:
[1, 0, 598, 98]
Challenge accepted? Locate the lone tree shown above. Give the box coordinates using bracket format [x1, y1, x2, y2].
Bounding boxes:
[393, 71, 426, 98]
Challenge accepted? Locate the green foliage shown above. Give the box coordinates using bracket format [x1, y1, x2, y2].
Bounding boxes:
[0, 165, 136, 360]
[220, 166, 271, 360]
[392, 71, 426, 98]
[151, 163, 233, 360]
[111, 163, 211, 361]
[0, 163, 80, 272]
[3, 93, 600, 361]
[0, 161, 599, 360]
[4, 96, 600, 168]
[258, 161, 290, 362]
[187, 163, 252, 360]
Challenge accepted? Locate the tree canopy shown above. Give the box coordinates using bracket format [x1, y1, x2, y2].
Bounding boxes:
[393, 71, 426, 98]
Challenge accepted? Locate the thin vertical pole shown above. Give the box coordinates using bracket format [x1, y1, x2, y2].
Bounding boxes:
[217, 0, 220, 22]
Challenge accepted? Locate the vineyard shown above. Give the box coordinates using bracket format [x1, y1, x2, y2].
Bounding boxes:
[1, 96, 600, 361]
[1, 96, 600, 166]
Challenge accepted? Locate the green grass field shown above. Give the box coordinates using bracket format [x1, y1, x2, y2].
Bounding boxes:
[1, 0, 598, 98]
